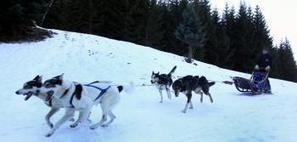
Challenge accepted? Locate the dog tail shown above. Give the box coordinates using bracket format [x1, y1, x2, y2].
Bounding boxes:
[208, 81, 215, 87]
[168, 66, 177, 76]
[117, 86, 124, 92]
[118, 82, 134, 94]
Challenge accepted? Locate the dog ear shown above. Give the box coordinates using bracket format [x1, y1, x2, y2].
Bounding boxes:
[38, 75, 43, 82]
[33, 75, 42, 82]
[58, 73, 64, 80]
[53, 73, 64, 80]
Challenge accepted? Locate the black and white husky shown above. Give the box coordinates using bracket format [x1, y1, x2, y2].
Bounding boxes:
[172, 75, 215, 113]
[151, 66, 177, 103]
[16, 75, 43, 101]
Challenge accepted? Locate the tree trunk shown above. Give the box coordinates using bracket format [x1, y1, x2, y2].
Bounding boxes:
[41, 0, 55, 26]
[186, 45, 193, 63]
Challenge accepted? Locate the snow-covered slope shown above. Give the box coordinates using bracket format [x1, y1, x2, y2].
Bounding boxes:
[0, 30, 296, 142]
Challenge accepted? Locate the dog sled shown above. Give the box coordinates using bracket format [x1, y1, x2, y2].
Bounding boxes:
[225, 70, 271, 95]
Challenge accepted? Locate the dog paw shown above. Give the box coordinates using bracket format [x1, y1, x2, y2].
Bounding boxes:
[70, 123, 78, 128]
[101, 124, 109, 128]
[49, 123, 54, 128]
[45, 131, 54, 137]
[90, 124, 99, 130]
[189, 106, 193, 109]
[182, 110, 187, 113]
[159, 101, 163, 103]
[87, 119, 92, 123]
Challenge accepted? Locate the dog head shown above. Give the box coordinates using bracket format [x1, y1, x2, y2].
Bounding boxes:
[151, 71, 160, 84]
[39, 74, 65, 101]
[172, 79, 182, 97]
[15, 75, 43, 101]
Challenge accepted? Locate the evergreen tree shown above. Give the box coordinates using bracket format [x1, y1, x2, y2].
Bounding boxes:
[163, 0, 188, 55]
[69, 0, 101, 34]
[193, 0, 212, 61]
[205, 8, 232, 67]
[273, 39, 297, 81]
[144, 0, 166, 48]
[0, 0, 49, 41]
[43, 0, 71, 31]
[175, 1, 206, 63]
[221, 4, 237, 68]
[252, 5, 273, 59]
[231, 3, 255, 72]
[270, 46, 281, 78]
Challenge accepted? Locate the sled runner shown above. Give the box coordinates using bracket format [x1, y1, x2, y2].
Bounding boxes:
[231, 71, 270, 95]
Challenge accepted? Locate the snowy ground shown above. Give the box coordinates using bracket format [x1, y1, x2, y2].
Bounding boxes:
[0, 29, 296, 142]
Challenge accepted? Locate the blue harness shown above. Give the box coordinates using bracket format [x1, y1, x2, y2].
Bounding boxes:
[84, 84, 111, 101]
[66, 83, 111, 108]
[69, 92, 76, 108]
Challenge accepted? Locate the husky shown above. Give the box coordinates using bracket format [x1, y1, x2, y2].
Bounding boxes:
[16, 75, 43, 101]
[151, 66, 177, 103]
[37, 74, 130, 137]
[15, 75, 90, 130]
[16, 75, 70, 129]
[172, 75, 215, 113]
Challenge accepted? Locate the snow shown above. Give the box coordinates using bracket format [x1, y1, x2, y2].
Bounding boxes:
[0, 29, 296, 142]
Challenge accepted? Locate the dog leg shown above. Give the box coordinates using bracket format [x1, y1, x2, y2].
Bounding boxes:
[81, 109, 92, 124]
[200, 92, 203, 103]
[70, 110, 83, 128]
[45, 108, 60, 128]
[207, 93, 214, 103]
[71, 108, 91, 128]
[46, 109, 75, 137]
[69, 118, 75, 122]
[87, 111, 92, 123]
[102, 111, 116, 127]
[182, 103, 189, 113]
[90, 103, 108, 130]
[166, 87, 172, 100]
[189, 101, 194, 109]
[182, 93, 192, 113]
[159, 89, 163, 103]
[90, 114, 107, 130]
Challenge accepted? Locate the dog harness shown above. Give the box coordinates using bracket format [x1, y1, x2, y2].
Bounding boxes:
[54, 84, 80, 108]
[84, 84, 111, 101]
[54, 84, 75, 108]
[45, 89, 69, 107]
[69, 91, 76, 108]
[69, 84, 83, 108]
[59, 89, 70, 99]
[46, 98, 53, 107]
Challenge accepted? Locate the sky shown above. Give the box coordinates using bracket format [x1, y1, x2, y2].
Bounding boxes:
[210, 0, 297, 58]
